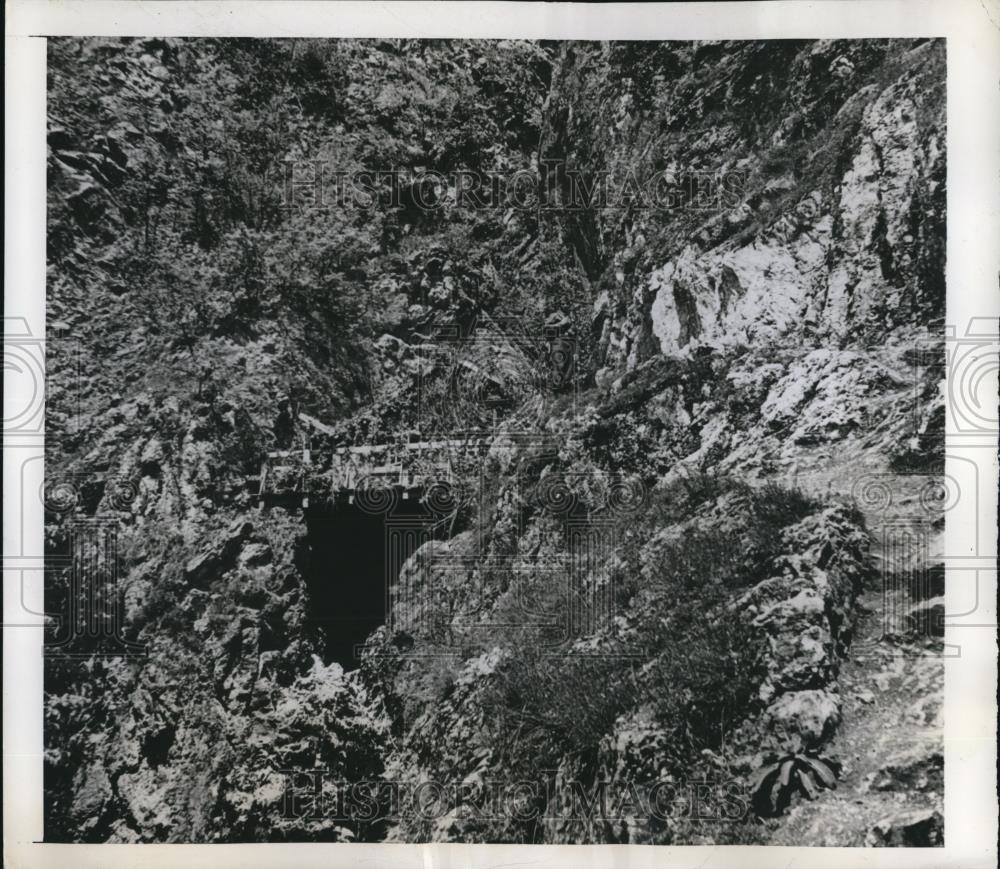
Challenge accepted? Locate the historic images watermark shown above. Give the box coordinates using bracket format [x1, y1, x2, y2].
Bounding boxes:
[278, 771, 750, 826]
[274, 160, 748, 213]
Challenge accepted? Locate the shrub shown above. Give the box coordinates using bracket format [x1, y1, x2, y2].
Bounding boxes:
[748, 752, 841, 816]
[643, 597, 768, 760]
[491, 649, 637, 759]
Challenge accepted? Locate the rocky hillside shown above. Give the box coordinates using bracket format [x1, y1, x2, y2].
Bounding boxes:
[44, 38, 944, 844]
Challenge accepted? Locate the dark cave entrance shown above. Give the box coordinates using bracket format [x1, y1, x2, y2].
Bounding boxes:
[302, 496, 443, 669]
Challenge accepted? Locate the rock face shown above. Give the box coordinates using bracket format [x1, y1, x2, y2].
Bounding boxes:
[44, 37, 944, 845]
[863, 744, 943, 794]
[547, 40, 944, 364]
[740, 507, 870, 749]
[46, 507, 391, 843]
[866, 809, 944, 847]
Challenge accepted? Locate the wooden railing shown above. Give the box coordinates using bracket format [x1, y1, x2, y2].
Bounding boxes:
[256, 438, 491, 509]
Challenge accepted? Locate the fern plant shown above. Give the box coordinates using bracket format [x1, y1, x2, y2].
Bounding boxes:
[748, 752, 840, 816]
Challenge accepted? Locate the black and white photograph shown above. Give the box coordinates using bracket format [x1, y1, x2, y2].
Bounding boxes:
[4, 1, 998, 865]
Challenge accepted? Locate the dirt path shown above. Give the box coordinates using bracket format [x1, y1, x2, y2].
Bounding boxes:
[765, 468, 946, 849]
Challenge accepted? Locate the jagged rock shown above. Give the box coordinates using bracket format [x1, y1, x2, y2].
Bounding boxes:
[766, 689, 841, 748]
[904, 693, 943, 729]
[226, 518, 254, 543]
[238, 542, 273, 568]
[865, 808, 943, 846]
[183, 550, 220, 586]
[906, 597, 944, 638]
[44, 37, 945, 848]
[139, 437, 165, 468]
[73, 762, 113, 830]
[731, 506, 868, 706]
[862, 744, 943, 794]
[184, 518, 255, 584]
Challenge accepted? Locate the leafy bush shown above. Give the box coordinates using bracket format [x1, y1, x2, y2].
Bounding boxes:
[748, 752, 841, 816]
[476, 473, 818, 778]
[645, 605, 768, 759]
[489, 649, 637, 760]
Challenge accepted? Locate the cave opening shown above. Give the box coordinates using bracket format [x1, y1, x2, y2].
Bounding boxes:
[301, 496, 442, 669]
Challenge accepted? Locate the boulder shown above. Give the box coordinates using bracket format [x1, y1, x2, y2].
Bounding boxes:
[183, 550, 220, 587]
[862, 743, 943, 794]
[865, 808, 943, 846]
[765, 689, 841, 748]
[238, 542, 273, 568]
[184, 517, 255, 584]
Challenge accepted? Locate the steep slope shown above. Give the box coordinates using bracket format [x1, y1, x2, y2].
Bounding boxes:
[44, 37, 944, 845]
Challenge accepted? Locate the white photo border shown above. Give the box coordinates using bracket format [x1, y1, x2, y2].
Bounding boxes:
[5, 2, 998, 867]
